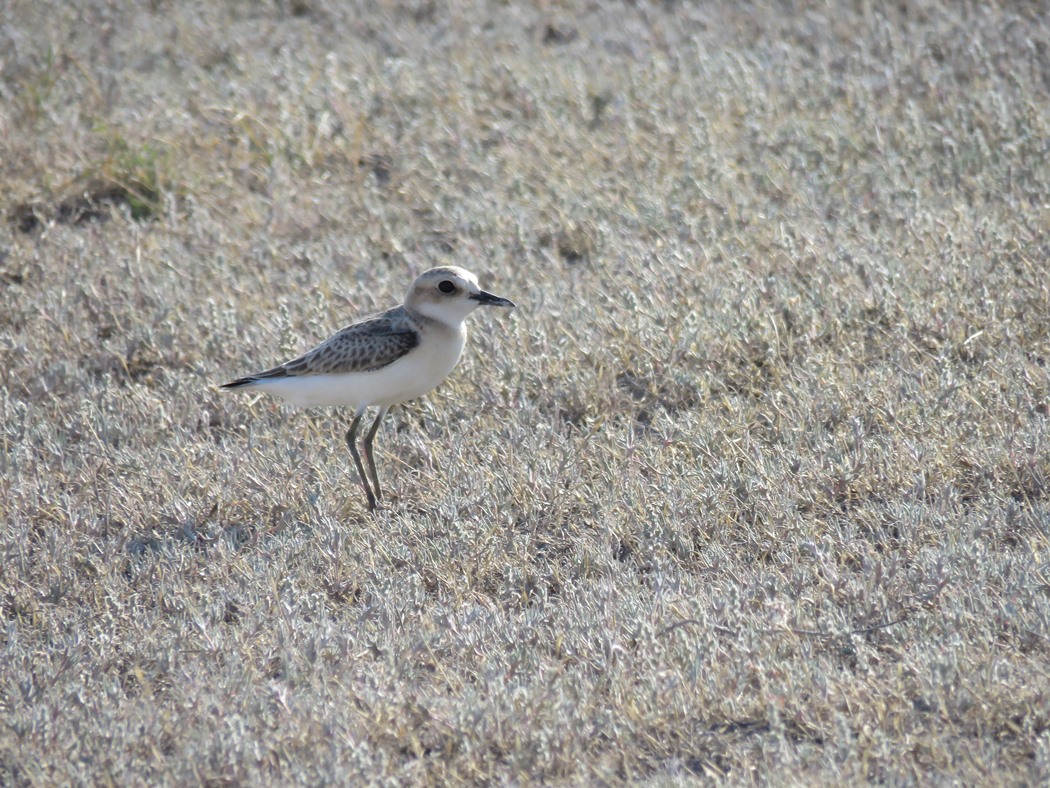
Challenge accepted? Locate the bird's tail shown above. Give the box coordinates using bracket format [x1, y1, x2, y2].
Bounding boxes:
[220, 377, 259, 390]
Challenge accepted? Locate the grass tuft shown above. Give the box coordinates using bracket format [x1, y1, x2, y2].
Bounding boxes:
[10, 132, 172, 231]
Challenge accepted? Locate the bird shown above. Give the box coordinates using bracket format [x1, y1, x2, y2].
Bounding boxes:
[221, 266, 515, 511]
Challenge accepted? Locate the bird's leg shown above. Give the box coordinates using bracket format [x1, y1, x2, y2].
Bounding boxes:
[345, 409, 377, 512]
[362, 406, 389, 504]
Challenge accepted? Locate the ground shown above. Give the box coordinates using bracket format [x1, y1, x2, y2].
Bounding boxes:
[2, 0, 1049, 783]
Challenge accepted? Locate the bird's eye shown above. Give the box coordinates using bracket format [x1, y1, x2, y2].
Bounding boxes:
[438, 280, 456, 294]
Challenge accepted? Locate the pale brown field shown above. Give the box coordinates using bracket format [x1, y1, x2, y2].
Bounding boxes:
[2, 0, 1049, 784]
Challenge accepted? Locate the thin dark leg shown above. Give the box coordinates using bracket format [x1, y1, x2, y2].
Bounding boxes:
[362, 406, 389, 504]
[345, 410, 376, 512]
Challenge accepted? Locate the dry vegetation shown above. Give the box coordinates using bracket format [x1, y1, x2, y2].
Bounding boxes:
[2, 0, 1049, 783]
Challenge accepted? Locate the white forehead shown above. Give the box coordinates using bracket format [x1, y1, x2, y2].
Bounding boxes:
[416, 266, 479, 288]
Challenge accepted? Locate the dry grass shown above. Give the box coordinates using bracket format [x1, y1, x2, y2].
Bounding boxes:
[2, 0, 1049, 783]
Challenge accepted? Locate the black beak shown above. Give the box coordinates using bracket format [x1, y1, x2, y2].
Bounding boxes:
[470, 290, 516, 307]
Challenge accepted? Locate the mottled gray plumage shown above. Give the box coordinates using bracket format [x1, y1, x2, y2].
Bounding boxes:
[222, 307, 419, 389]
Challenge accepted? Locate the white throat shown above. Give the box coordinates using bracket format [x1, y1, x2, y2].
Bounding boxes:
[413, 299, 478, 328]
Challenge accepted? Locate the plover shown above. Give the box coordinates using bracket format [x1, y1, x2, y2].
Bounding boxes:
[222, 266, 515, 511]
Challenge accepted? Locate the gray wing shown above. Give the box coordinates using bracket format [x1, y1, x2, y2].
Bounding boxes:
[223, 312, 419, 387]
